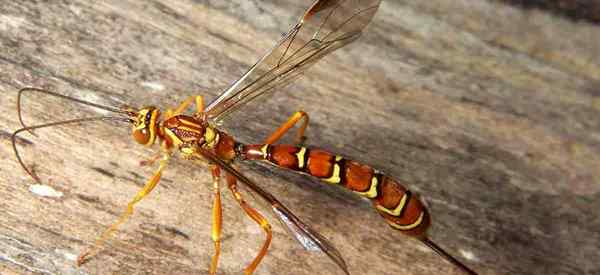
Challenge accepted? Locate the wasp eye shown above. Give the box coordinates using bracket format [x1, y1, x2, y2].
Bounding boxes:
[132, 128, 150, 144]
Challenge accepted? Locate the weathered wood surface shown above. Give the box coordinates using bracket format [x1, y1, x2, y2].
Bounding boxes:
[1, 1, 599, 274]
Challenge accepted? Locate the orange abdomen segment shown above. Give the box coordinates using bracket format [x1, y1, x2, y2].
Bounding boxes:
[343, 160, 375, 193]
[306, 149, 336, 179]
[269, 145, 301, 169]
[374, 177, 430, 236]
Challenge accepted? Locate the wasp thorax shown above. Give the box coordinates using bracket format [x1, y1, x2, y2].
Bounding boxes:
[131, 106, 160, 146]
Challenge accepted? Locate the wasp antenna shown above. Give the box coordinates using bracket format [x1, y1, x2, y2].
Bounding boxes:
[17, 87, 130, 135]
[419, 237, 478, 275]
[11, 116, 130, 184]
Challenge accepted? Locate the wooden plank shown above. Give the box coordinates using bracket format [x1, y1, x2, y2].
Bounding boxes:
[1, 0, 599, 274]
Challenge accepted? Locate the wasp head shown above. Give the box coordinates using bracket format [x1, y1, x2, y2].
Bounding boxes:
[129, 106, 160, 146]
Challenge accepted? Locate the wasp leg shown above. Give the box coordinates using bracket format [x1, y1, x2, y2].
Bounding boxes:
[209, 165, 223, 275]
[225, 173, 272, 275]
[264, 110, 309, 145]
[139, 152, 162, 166]
[77, 154, 170, 266]
[165, 95, 205, 119]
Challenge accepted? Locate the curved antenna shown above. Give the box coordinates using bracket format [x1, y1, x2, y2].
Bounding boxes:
[17, 87, 131, 134]
[11, 116, 131, 184]
[420, 237, 478, 275]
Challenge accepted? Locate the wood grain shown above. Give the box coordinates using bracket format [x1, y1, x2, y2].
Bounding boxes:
[1, 1, 599, 275]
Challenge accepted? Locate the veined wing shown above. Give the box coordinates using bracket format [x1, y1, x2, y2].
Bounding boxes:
[205, 0, 382, 121]
[197, 147, 350, 275]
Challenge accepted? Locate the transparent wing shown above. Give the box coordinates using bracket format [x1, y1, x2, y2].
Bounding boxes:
[197, 147, 349, 275]
[205, 0, 382, 121]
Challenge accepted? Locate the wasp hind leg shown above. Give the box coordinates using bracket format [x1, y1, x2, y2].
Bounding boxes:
[225, 172, 272, 275]
[264, 110, 309, 145]
[77, 154, 170, 266]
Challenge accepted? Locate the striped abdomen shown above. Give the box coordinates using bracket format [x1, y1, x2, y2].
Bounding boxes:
[240, 144, 430, 236]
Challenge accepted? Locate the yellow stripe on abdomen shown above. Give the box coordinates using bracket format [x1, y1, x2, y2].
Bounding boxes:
[388, 212, 425, 231]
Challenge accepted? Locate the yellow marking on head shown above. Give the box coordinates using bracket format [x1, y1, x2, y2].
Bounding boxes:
[146, 109, 159, 146]
[296, 147, 307, 169]
[260, 144, 270, 158]
[135, 109, 149, 127]
[388, 212, 424, 231]
[134, 122, 146, 131]
[376, 193, 408, 216]
[354, 175, 379, 199]
[323, 156, 343, 184]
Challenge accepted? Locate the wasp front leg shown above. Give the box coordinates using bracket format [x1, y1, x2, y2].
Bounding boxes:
[264, 110, 309, 145]
[77, 153, 170, 266]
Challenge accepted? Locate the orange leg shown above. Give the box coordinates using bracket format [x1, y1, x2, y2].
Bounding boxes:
[164, 95, 205, 119]
[209, 165, 223, 275]
[225, 173, 272, 275]
[264, 111, 309, 145]
[77, 154, 170, 266]
[140, 141, 174, 167]
[139, 152, 162, 166]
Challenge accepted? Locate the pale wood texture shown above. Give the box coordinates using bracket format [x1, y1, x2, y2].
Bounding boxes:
[1, 1, 599, 275]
